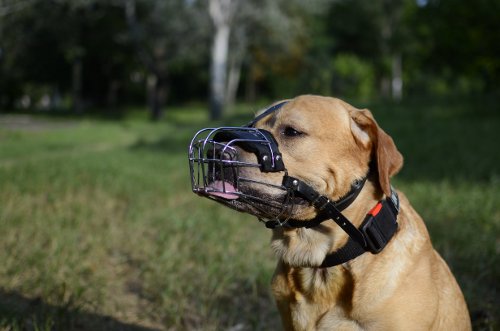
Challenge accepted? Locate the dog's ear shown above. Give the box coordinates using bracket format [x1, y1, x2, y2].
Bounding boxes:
[348, 107, 403, 196]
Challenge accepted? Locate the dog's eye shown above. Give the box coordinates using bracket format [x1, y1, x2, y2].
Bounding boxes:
[282, 126, 303, 137]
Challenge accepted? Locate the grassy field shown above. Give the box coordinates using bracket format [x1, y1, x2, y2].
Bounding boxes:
[0, 97, 498, 331]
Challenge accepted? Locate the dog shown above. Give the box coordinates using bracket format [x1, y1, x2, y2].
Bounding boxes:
[189, 95, 471, 330]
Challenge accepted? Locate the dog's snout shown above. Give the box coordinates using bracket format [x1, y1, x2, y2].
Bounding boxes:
[204, 143, 239, 186]
[207, 144, 235, 161]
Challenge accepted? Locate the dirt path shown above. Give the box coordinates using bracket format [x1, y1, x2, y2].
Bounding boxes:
[0, 114, 77, 131]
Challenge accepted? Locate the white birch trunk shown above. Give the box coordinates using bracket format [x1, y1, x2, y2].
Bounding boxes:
[225, 54, 241, 109]
[210, 24, 230, 119]
[209, 0, 234, 120]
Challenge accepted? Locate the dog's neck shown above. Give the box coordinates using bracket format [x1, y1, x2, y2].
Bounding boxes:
[270, 178, 383, 269]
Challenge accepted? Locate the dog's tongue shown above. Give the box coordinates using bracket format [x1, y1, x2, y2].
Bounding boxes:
[207, 181, 239, 200]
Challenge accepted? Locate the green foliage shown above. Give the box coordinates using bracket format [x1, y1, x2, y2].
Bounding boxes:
[1, 0, 499, 113]
[331, 54, 375, 101]
[0, 98, 499, 329]
[0, 1, 139, 109]
[404, 0, 500, 95]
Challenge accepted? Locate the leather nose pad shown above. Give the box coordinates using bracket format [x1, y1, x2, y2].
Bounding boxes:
[212, 129, 285, 172]
[207, 144, 235, 161]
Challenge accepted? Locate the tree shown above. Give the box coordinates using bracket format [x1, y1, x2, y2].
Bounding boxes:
[125, 0, 170, 121]
[0, 0, 138, 112]
[207, 0, 332, 118]
[208, 0, 237, 120]
[407, 0, 500, 94]
[124, 0, 208, 121]
[325, 0, 414, 100]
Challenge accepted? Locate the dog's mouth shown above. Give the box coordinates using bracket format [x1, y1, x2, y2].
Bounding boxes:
[206, 180, 239, 200]
[200, 174, 312, 222]
[202, 158, 241, 200]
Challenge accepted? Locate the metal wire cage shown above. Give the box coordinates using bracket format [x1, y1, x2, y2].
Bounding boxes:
[188, 126, 295, 223]
[188, 127, 282, 195]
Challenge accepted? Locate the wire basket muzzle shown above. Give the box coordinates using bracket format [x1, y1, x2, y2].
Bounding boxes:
[188, 127, 286, 198]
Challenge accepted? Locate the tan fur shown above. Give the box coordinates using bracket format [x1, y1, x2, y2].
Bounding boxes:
[235, 95, 471, 330]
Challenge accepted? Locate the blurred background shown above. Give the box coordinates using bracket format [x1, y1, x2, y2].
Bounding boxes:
[1, 0, 498, 117]
[0, 0, 498, 330]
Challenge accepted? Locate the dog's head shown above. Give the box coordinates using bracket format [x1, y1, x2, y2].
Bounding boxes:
[190, 95, 402, 221]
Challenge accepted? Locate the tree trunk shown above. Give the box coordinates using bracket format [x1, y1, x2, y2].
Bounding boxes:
[209, 0, 235, 120]
[225, 25, 246, 110]
[125, 0, 168, 121]
[210, 24, 230, 120]
[391, 53, 403, 101]
[107, 80, 120, 109]
[72, 57, 83, 113]
[147, 73, 166, 121]
[245, 64, 257, 103]
[225, 50, 243, 110]
[50, 87, 62, 109]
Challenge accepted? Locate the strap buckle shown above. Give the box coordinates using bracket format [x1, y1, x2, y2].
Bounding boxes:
[360, 200, 398, 254]
[360, 215, 388, 253]
[388, 187, 400, 213]
[312, 195, 330, 210]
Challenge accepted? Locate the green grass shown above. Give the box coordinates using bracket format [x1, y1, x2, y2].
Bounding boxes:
[0, 97, 498, 330]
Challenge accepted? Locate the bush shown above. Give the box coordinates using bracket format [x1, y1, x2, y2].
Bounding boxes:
[331, 54, 376, 101]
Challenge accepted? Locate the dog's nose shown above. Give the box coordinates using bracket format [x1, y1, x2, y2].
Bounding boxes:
[207, 145, 229, 160]
[207, 145, 234, 161]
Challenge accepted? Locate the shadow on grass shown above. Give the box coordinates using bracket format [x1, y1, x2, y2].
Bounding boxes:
[209, 279, 281, 331]
[0, 290, 160, 331]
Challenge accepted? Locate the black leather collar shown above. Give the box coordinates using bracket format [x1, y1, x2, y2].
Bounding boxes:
[264, 175, 367, 245]
[265, 175, 400, 267]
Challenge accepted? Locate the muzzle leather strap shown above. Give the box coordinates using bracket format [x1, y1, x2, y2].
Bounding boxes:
[246, 101, 289, 128]
[265, 175, 400, 267]
[212, 129, 285, 172]
[280, 176, 367, 247]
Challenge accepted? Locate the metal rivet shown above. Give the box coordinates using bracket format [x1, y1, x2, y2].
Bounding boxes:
[275, 155, 281, 161]
[262, 155, 269, 161]
[292, 180, 299, 186]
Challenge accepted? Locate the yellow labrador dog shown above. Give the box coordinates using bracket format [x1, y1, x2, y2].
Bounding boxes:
[189, 95, 471, 330]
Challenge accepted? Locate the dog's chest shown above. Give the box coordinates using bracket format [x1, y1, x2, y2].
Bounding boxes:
[272, 265, 354, 330]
